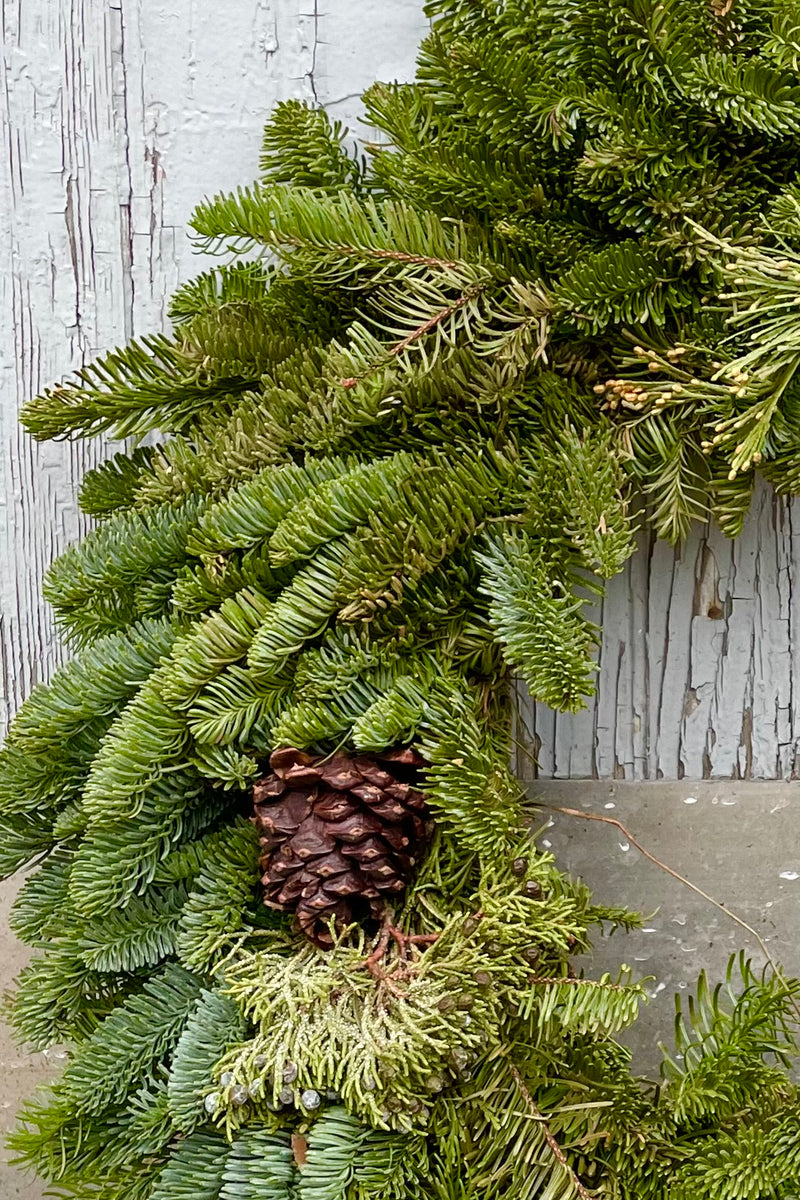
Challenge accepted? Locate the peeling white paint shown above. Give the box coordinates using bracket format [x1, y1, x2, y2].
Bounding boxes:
[0, 1, 428, 737]
[515, 478, 800, 779]
[5, 4, 800, 785]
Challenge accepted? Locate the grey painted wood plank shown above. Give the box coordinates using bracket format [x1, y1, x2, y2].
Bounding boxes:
[531, 481, 800, 779]
[0, 0, 427, 747]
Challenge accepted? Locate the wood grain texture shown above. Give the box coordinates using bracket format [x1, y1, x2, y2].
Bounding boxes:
[516, 477, 800, 780]
[3, 1, 799, 781]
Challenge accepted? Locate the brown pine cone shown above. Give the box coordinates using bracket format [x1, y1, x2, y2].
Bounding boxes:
[252, 746, 431, 947]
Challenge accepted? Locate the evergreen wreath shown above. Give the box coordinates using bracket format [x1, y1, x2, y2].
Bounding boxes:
[4, 1, 800, 1197]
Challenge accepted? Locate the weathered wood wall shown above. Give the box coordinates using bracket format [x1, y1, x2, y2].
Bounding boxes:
[0, 0, 428, 739]
[515, 479, 800, 780]
[3, 0, 799, 781]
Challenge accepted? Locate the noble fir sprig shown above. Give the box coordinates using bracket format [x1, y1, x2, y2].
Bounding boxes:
[4, 1, 800, 1198]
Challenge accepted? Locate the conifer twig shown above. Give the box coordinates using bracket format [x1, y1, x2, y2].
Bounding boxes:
[352, 246, 459, 270]
[529, 976, 630, 991]
[387, 290, 477, 358]
[506, 1058, 595, 1200]
[275, 231, 460, 270]
[339, 285, 485, 387]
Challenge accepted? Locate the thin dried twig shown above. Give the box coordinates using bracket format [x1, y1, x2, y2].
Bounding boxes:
[533, 800, 800, 1023]
[511, 723, 799, 1007]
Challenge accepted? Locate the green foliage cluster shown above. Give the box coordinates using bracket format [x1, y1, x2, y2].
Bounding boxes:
[4, 1, 800, 1196]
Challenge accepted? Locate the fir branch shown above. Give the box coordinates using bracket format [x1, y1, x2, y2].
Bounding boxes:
[188, 458, 355, 558]
[168, 990, 248, 1133]
[78, 447, 158, 517]
[9, 851, 73, 945]
[150, 1130, 229, 1200]
[190, 186, 478, 276]
[505, 1058, 595, 1200]
[76, 887, 188, 973]
[222, 1129, 295, 1200]
[6, 616, 181, 756]
[58, 964, 202, 1115]
[477, 528, 598, 712]
[176, 819, 266, 973]
[44, 499, 208, 646]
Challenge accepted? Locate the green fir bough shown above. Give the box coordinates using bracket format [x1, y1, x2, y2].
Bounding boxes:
[4, 2, 800, 1197]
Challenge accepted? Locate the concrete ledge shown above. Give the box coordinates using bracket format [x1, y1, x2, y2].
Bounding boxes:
[530, 780, 800, 1072]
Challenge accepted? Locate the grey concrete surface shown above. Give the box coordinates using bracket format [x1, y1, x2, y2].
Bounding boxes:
[1, 783, 798, 1198]
[0, 875, 54, 1200]
[531, 779, 800, 1074]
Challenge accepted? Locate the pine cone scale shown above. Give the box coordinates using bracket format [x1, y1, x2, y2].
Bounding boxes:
[253, 746, 430, 947]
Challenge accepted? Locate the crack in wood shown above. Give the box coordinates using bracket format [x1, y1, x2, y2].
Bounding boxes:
[519, 479, 800, 780]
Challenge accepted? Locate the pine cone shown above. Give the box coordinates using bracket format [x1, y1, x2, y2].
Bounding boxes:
[253, 746, 431, 947]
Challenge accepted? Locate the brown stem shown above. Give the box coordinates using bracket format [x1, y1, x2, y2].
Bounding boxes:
[357, 246, 459, 270]
[362, 914, 441, 986]
[387, 291, 475, 358]
[506, 1059, 595, 1200]
[339, 286, 484, 388]
[280, 234, 459, 271]
[401, 932, 441, 947]
[291, 1133, 308, 1167]
[364, 915, 395, 977]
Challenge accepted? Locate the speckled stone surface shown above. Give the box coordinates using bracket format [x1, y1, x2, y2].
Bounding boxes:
[530, 779, 800, 1074]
